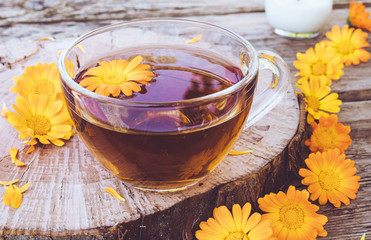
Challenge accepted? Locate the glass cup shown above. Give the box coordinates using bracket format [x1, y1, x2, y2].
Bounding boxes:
[58, 19, 291, 192]
[265, 0, 333, 39]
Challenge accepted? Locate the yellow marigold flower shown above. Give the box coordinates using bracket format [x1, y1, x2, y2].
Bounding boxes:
[299, 149, 360, 208]
[294, 42, 344, 85]
[296, 76, 342, 124]
[80, 56, 154, 97]
[7, 95, 74, 147]
[305, 114, 352, 153]
[348, 0, 371, 32]
[3, 182, 30, 209]
[258, 186, 328, 240]
[195, 202, 274, 240]
[322, 25, 370, 66]
[10, 62, 63, 100]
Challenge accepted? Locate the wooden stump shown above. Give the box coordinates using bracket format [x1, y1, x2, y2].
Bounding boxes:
[0, 39, 305, 239]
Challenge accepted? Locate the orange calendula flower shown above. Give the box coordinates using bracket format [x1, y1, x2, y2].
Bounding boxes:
[105, 187, 126, 201]
[7, 95, 74, 147]
[322, 25, 370, 66]
[305, 114, 352, 153]
[258, 186, 328, 240]
[80, 56, 154, 97]
[296, 76, 342, 124]
[299, 148, 360, 208]
[9, 148, 26, 167]
[195, 202, 274, 240]
[3, 182, 30, 209]
[348, 0, 371, 32]
[294, 42, 344, 86]
[10, 62, 63, 100]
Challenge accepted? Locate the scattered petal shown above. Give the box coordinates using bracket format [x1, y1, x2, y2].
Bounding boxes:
[19, 182, 30, 193]
[105, 187, 126, 202]
[38, 37, 55, 42]
[0, 179, 19, 186]
[2, 102, 10, 118]
[229, 150, 254, 155]
[187, 34, 202, 44]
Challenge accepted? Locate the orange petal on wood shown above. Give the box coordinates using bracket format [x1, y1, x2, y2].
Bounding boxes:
[228, 150, 254, 155]
[1, 102, 9, 118]
[186, 34, 202, 44]
[105, 187, 126, 202]
[3, 185, 23, 209]
[9, 148, 18, 159]
[12, 158, 27, 167]
[19, 182, 30, 193]
[0, 179, 19, 186]
[37, 36, 54, 42]
[26, 145, 36, 154]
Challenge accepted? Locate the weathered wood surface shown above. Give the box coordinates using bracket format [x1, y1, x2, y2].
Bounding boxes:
[0, 1, 371, 239]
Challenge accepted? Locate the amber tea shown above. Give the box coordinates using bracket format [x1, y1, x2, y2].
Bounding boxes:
[64, 46, 257, 190]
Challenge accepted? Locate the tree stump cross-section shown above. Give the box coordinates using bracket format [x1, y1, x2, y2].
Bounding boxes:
[0, 39, 305, 240]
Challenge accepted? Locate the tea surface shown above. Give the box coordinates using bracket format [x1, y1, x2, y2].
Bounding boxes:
[75, 46, 244, 102]
[66, 45, 256, 190]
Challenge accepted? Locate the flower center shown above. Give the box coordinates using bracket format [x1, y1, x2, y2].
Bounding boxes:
[27, 115, 51, 135]
[279, 203, 304, 229]
[34, 80, 56, 97]
[225, 231, 248, 240]
[307, 96, 320, 112]
[337, 41, 355, 55]
[103, 73, 127, 84]
[318, 169, 340, 191]
[315, 128, 336, 149]
[312, 62, 327, 76]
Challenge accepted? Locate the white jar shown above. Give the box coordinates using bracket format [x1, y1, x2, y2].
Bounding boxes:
[265, 0, 333, 39]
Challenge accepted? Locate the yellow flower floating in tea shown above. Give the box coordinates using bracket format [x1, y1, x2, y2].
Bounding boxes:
[258, 186, 328, 240]
[79, 56, 155, 97]
[322, 25, 370, 66]
[195, 202, 274, 240]
[299, 148, 360, 208]
[348, 0, 371, 32]
[7, 95, 74, 147]
[296, 76, 342, 124]
[10, 62, 63, 101]
[294, 42, 344, 86]
[305, 114, 352, 153]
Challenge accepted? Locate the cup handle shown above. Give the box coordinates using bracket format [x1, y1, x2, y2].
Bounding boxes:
[244, 50, 291, 129]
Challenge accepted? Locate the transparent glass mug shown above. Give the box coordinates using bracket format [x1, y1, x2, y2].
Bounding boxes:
[58, 19, 290, 191]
